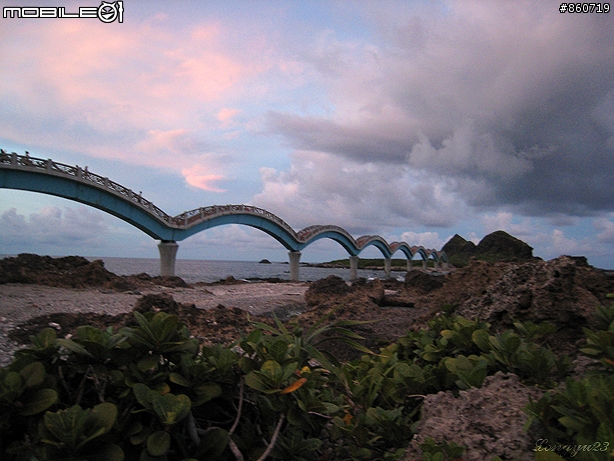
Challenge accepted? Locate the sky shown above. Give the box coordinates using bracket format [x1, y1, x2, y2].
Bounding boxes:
[1, 0, 614, 268]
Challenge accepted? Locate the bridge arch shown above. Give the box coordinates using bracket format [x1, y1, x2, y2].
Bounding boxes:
[0, 153, 179, 240]
[296, 225, 358, 255]
[356, 236, 393, 258]
[177, 209, 301, 251]
[0, 151, 448, 280]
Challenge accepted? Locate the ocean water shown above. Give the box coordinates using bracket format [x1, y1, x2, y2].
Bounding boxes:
[90, 257, 393, 284]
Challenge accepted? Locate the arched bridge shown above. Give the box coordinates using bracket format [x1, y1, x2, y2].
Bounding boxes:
[0, 151, 448, 280]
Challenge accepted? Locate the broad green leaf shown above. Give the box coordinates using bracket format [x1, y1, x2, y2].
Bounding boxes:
[56, 339, 95, 358]
[147, 430, 171, 457]
[43, 405, 88, 447]
[133, 383, 153, 409]
[150, 393, 191, 425]
[89, 444, 125, 461]
[87, 402, 118, 433]
[196, 427, 228, 459]
[4, 371, 22, 390]
[261, 360, 283, 381]
[19, 388, 58, 416]
[472, 329, 491, 352]
[19, 361, 46, 388]
[245, 371, 278, 393]
[192, 382, 222, 405]
[138, 354, 160, 371]
[34, 328, 57, 348]
[169, 372, 191, 387]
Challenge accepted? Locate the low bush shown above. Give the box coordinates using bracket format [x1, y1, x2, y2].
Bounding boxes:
[0, 303, 590, 461]
[525, 301, 614, 461]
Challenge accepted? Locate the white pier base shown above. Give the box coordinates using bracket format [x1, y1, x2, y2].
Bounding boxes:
[349, 255, 359, 281]
[158, 241, 179, 277]
[289, 251, 301, 281]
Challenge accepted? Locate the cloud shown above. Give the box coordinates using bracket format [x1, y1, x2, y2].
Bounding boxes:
[481, 212, 535, 240]
[1, 206, 107, 248]
[399, 231, 447, 251]
[265, 2, 614, 219]
[539, 229, 590, 259]
[183, 224, 283, 255]
[181, 164, 226, 192]
[253, 150, 466, 234]
[217, 108, 241, 127]
[136, 129, 209, 158]
[595, 217, 614, 244]
[0, 14, 267, 171]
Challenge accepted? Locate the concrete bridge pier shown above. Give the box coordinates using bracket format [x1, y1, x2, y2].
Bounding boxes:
[289, 251, 301, 281]
[384, 258, 392, 278]
[422, 259, 428, 271]
[407, 259, 413, 271]
[349, 255, 359, 281]
[158, 240, 179, 277]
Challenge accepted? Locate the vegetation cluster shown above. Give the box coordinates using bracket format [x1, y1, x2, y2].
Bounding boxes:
[1, 297, 613, 460]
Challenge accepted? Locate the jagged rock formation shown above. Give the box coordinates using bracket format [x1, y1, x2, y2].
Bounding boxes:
[403, 373, 544, 461]
[0, 254, 186, 289]
[442, 230, 535, 266]
[418, 255, 614, 356]
[441, 233, 477, 259]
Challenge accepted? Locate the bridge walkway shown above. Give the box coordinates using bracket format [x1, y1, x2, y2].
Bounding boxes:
[0, 151, 448, 280]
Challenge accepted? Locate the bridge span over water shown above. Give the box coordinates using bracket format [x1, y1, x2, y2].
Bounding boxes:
[0, 151, 448, 280]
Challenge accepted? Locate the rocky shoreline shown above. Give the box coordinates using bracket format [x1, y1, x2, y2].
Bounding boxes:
[1, 253, 614, 459]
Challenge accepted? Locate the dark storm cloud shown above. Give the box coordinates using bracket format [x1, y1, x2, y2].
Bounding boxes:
[267, 2, 614, 218]
[267, 112, 415, 162]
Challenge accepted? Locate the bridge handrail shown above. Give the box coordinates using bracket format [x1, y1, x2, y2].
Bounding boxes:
[174, 204, 300, 238]
[298, 224, 356, 244]
[0, 150, 448, 263]
[0, 151, 176, 225]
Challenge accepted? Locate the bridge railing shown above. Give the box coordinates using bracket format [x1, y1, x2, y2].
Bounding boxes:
[0, 151, 176, 225]
[298, 224, 356, 244]
[175, 204, 300, 238]
[1, 151, 449, 263]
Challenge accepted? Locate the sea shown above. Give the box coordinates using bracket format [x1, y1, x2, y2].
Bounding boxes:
[85, 257, 394, 284]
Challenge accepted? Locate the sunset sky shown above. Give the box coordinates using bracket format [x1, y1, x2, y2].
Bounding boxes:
[1, 0, 613, 268]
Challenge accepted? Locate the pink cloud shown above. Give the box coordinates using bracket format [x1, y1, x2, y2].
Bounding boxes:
[0, 17, 265, 155]
[136, 129, 194, 156]
[182, 164, 226, 192]
[217, 108, 241, 127]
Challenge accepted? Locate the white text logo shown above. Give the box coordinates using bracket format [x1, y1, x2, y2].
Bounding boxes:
[3, 1, 123, 23]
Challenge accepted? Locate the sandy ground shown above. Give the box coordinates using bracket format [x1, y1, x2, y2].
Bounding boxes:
[0, 282, 309, 322]
[0, 282, 309, 367]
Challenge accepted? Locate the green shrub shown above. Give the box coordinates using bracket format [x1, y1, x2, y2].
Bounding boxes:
[524, 301, 614, 461]
[419, 437, 465, 461]
[0, 305, 579, 461]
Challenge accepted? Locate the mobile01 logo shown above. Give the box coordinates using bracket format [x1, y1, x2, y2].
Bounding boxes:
[3, 1, 123, 23]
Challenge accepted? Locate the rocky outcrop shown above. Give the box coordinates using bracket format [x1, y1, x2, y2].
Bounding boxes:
[0, 254, 186, 290]
[403, 372, 544, 461]
[297, 256, 614, 360]
[304, 275, 354, 306]
[476, 230, 534, 260]
[420, 256, 614, 354]
[442, 230, 535, 267]
[441, 233, 476, 258]
[0, 254, 122, 288]
[403, 269, 445, 293]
